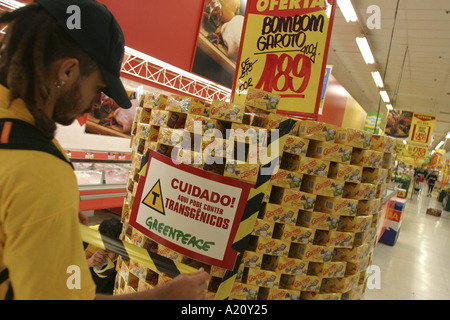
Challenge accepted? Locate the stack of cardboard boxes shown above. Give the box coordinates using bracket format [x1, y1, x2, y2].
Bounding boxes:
[114, 88, 397, 300]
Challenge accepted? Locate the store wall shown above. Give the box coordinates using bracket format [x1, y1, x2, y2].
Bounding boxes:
[318, 74, 347, 126]
[341, 96, 367, 130]
[318, 74, 366, 130]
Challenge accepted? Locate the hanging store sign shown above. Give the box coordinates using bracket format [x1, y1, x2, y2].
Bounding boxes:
[129, 150, 253, 270]
[395, 141, 428, 167]
[408, 112, 436, 146]
[385, 109, 436, 146]
[364, 111, 383, 134]
[231, 0, 337, 119]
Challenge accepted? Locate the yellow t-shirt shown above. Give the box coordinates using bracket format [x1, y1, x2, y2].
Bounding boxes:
[0, 85, 96, 299]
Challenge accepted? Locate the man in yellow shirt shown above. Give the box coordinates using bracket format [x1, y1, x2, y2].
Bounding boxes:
[0, 0, 208, 300]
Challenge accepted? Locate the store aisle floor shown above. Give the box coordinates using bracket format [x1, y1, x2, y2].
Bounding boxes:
[364, 187, 450, 300]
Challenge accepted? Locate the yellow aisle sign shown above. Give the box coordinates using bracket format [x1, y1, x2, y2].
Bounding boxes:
[408, 113, 436, 146]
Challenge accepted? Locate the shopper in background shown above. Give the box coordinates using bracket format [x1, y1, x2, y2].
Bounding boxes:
[85, 218, 122, 294]
[426, 170, 439, 197]
[0, 0, 208, 300]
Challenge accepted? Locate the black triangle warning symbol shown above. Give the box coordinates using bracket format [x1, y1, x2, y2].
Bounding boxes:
[142, 179, 165, 215]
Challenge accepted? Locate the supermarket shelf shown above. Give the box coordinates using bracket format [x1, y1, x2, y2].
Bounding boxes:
[67, 149, 131, 161]
[73, 153, 131, 211]
[79, 184, 126, 211]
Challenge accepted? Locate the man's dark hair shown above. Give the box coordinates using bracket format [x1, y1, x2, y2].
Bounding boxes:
[0, 3, 98, 138]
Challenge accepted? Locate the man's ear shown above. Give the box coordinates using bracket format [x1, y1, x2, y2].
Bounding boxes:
[57, 58, 80, 84]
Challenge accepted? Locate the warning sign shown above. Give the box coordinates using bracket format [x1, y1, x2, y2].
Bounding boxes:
[142, 179, 165, 215]
[130, 150, 254, 270]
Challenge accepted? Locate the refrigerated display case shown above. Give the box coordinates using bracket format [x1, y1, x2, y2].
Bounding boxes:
[68, 150, 131, 212]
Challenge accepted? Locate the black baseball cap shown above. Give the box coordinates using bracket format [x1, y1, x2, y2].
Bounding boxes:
[35, 0, 131, 109]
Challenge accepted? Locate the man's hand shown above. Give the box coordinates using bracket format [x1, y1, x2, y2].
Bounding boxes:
[151, 268, 210, 300]
[79, 211, 89, 226]
[87, 251, 108, 268]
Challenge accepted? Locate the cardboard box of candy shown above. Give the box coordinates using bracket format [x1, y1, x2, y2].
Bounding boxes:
[210, 100, 244, 123]
[335, 128, 372, 149]
[277, 224, 315, 244]
[279, 189, 317, 211]
[247, 268, 281, 288]
[283, 135, 309, 156]
[301, 175, 345, 197]
[343, 182, 376, 200]
[301, 292, 342, 300]
[361, 167, 388, 184]
[338, 215, 373, 232]
[297, 156, 330, 176]
[333, 244, 370, 263]
[245, 87, 280, 113]
[314, 196, 358, 216]
[328, 162, 362, 183]
[270, 169, 303, 189]
[255, 237, 290, 257]
[241, 251, 263, 269]
[252, 219, 275, 237]
[298, 120, 338, 142]
[289, 243, 334, 262]
[259, 287, 300, 300]
[265, 113, 300, 135]
[230, 283, 260, 300]
[223, 162, 259, 183]
[280, 274, 322, 292]
[307, 140, 352, 163]
[263, 203, 299, 224]
[351, 149, 383, 168]
[275, 256, 308, 275]
[308, 261, 347, 278]
[185, 114, 224, 134]
[320, 274, 359, 293]
[370, 134, 396, 153]
[298, 210, 339, 230]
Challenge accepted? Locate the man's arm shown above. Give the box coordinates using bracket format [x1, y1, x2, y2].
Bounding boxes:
[95, 268, 209, 300]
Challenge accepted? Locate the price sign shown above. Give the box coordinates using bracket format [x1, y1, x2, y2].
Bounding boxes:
[410, 145, 427, 160]
[408, 113, 436, 146]
[232, 0, 337, 118]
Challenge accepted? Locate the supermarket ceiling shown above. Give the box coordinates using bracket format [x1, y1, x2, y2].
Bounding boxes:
[327, 0, 450, 149]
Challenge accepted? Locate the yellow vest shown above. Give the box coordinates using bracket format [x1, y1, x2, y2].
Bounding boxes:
[0, 85, 96, 299]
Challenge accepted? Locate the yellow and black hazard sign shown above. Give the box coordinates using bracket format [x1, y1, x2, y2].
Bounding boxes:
[142, 179, 165, 215]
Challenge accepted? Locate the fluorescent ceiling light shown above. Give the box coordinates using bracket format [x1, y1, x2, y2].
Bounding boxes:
[386, 104, 393, 110]
[0, 0, 24, 10]
[402, 140, 407, 145]
[436, 141, 444, 149]
[446, 131, 450, 139]
[337, 0, 358, 22]
[356, 37, 375, 64]
[380, 90, 390, 103]
[371, 71, 384, 88]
